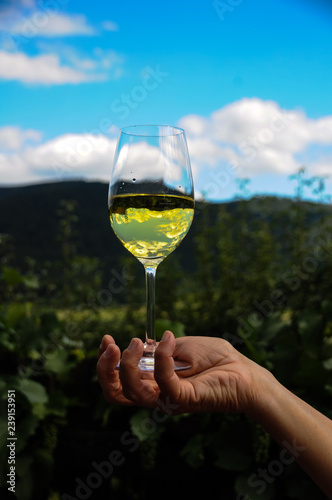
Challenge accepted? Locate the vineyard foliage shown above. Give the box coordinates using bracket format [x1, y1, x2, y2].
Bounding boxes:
[0, 172, 332, 499]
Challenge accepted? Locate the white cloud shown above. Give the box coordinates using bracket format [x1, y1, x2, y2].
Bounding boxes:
[0, 131, 117, 184]
[178, 98, 332, 184]
[102, 20, 119, 32]
[0, 3, 96, 38]
[0, 126, 42, 151]
[0, 7, 118, 38]
[34, 43, 124, 80]
[0, 50, 108, 84]
[21, 0, 36, 7]
[11, 12, 95, 37]
[0, 46, 123, 85]
[92, 47, 123, 74]
[314, 157, 332, 177]
[26, 133, 116, 180]
[1, 100, 332, 193]
[0, 2, 123, 84]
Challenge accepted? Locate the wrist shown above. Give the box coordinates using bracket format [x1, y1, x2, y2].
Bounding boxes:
[242, 362, 282, 420]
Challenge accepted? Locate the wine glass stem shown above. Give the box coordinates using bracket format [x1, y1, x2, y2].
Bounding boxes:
[144, 264, 158, 357]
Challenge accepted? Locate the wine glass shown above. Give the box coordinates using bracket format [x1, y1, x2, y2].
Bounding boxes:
[108, 125, 194, 371]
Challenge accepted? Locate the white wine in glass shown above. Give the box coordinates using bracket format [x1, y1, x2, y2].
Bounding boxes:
[108, 125, 194, 371]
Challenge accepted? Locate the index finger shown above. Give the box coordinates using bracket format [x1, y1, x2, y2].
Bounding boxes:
[154, 331, 181, 402]
[119, 338, 159, 406]
[97, 343, 133, 405]
[98, 334, 115, 359]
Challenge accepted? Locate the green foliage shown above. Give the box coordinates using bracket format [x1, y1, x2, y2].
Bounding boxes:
[0, 173, 331, 499]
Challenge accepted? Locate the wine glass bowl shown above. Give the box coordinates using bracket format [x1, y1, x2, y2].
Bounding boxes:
[108, 125, 194, 371]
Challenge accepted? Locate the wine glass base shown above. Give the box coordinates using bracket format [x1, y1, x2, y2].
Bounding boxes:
[173, 360, 192, 372]
[115, 358, 191, 372]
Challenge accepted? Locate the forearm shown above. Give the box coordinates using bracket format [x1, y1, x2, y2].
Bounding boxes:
[247, 370, 332, 498]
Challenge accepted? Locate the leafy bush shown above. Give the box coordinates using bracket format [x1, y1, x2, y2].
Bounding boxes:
[0, 172, 332, 499]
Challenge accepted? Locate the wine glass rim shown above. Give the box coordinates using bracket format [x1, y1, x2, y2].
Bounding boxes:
[120, 124, 185, 137]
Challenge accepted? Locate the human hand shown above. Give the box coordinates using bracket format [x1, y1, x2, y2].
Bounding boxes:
[96, 331, 272, 415]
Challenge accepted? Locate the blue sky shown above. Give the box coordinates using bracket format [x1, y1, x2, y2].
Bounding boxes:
[0, 0, 332, 201]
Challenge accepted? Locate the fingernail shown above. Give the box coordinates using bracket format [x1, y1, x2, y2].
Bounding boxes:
[161, 330, 171, 342]
[103, 345, 112, 358]
[127, 338, 137, 351]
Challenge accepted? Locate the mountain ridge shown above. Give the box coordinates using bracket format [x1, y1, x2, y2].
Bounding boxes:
[0, 180, 328, 271]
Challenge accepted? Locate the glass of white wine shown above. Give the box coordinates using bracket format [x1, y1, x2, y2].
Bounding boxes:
[108, 125, 194, 372]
